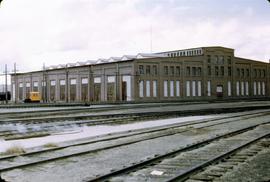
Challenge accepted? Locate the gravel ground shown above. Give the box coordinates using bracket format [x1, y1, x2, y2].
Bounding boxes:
[1, 114, 270, 182]
[219, 148, 270, 182]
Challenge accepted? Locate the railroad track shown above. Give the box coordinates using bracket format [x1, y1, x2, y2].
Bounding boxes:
[186, 137, 270, 182]
[1, 102, 270, 124]
[0, 108, 269, 141]
[0, 110, 270, 182]
[86, 124, 270, 182]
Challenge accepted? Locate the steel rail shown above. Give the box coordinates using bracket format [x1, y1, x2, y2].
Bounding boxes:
[0, 110, 267, 162]
[85, 122, 270, 182]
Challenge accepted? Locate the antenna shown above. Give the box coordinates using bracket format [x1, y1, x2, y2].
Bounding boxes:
[150, 25, 153, 53]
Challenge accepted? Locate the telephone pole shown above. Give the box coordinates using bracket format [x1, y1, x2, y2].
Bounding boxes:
[5, 64, 8, 104]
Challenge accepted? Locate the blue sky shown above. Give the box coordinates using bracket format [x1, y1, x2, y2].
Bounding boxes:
[0, 0, 269, 74]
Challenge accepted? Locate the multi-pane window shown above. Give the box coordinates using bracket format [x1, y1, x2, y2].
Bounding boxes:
[139, 65, 144, 75]
[164, 66, 168, 76]
[228, 67, 232, 76]
[146, 65, 151, 75]
[214, 55, 218, 64]
[176, 81, 180, 97]
[241, 69, 244, 77]
[186, 67, 190, 76]
[170, 81, 174, 97]
[139, 80, 144, 97]
[219, 56, 224, 64]
[215, 66, 219, 76]
[146, 80, 150, 97]
[237, 68, 240, 77]
[207, 55, 211, 63]
[208, 66, 211, 76]
[176, 66, 180, 76]
[246, 69, 250, 77]
[197, 67, 202, 76]
[153, 65, 158, 75]
[197, 81, 202, 96]
[164, 80, 168, 97]
[186, 81, 190, 97]
[170, 66, 174, 76]
[221, 66, 224, 76]
[152, 80, 157, 97]
[227, 56, 232, 64]
[192, 67, 196, 76]
[254, 69, 257, 78]
[228, 81, 231, 96]
[207, 81, 211, 96]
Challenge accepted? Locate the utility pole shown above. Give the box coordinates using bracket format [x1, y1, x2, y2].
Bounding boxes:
[5, 64, 8, 104]
[13, 63, 18, 104]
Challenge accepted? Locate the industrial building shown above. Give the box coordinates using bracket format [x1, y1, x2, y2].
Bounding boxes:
[10, 46, 270, 103]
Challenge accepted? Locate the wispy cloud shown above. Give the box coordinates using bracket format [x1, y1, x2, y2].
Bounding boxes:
[0, 0, 269, 73]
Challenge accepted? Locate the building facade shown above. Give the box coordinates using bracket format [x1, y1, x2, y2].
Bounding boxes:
[10, 46, 270, 103]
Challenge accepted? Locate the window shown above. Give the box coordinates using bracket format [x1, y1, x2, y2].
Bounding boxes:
[186, 81, 190, 97]
[153, 80, 157, 97]
[207, 81, 211, 96]
[221, 66, 224, 76]
[146, 65, 150, 75]
[237, 68, 240, 77]
[176, 81, 180, 97]
[164, 66, 168, 75]
[139, 65, 144, 75]
[245, 82, 249, 96]
[170, 81, 174, 97]
[254, 69, 257, 78]
[94, 77, 101, 83]
[259, 69, 262, 78]
[197, 67, 202, 76]
[186, 67, 190, 76]
[207, 55, 211, 63]
[253, 82, 257, 95]
[146, 80, 150, 97]
[258, 82, 261, 95]
[228, 81, 231, 96]
[262, 82, 265, 95]
[70, 78, 77, 85]
[246, 69, 249, 77]
[197, 81, 202, 96]
[215, 66, 219, 76]
[228, 56, 232, 64]
[192, 81, 196, 96]
[107, 76, 115, 83]
[153, 65, 158, 75]
[139, 80, 144, 97]
[228, 67, 232, 76]
[241, 81, 244, 96]
[208, 66, 211, 76]
[176, 66, 180, 76]
[50, 80, 56, 86]
[214, 55, 218, 64]
[241, 69, 244, 77]
[170, 66, 174, 76]
[164, 81, 168, 97]
[236, 81, 240, 96]
[219, 56, 224, 64]
[192, 67, 196, 76]
[262, 70, 266, 78]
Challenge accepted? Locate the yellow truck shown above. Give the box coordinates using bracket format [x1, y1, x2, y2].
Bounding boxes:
[24, 92, 41, 103]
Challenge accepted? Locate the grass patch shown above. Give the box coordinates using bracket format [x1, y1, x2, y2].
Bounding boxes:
[5, 146, 25, 155]
[44, 143, 58, 148]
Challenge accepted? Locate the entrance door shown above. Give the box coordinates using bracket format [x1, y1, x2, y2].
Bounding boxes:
[216, 85, 223, 98]
[122, 81, 127, 101]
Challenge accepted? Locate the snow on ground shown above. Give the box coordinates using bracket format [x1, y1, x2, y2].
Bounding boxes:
[0, 115, 216, 153]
